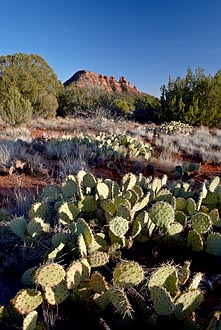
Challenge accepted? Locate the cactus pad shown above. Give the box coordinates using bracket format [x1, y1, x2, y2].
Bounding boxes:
[23, 310, 38, 330]
[58, 202, 79, 224]
[66, 260, 82, 289]
[188, 272, 203, 290]
[82, 173, 97, 188]
[177, 261, 191, 287]
[186, 198, 196, 215]
[28, 202, 48, 221]
[208, 176, 220, 193]
[113, 261, 144, 288]
[80, 258, 91, 280]
[43, 281, 69, 305]
[148, 265, 177, 289]
[78, 195, 97, 213]
[122, 173, 137, 191]
[206, 232, 221, 256]
[61, 177, 77, 198]
[100, 199, 116, 215]
[12, 289, 43, 315]
[166, 222, 184, 237]
[77, 233, 87, 258]
[51, 232, 68, 248]
[22, 267, 37, 286]
[9, 216, 27, 239]
[76, 218, 94, 247]
[88, 251, 109, 267]
[131, 211, 149, 238]
[35, 263, 65, 287]
[108, 289, 133, 318]
[109, 216, 129, 237]
[149, 286, 174, 316]
[149, 201, 174, 228]
[27, 219, 43, 239]
[187, 230, 204, 252]
[191, 212, 211, 234]
[175, 197, 186, 211]
[96, 182, 110, 199]
[90, 271, 110, 293]
[174, 289, 204, 320]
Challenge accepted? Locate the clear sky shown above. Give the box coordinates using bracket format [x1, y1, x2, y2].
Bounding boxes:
[1, 0, 221, 97]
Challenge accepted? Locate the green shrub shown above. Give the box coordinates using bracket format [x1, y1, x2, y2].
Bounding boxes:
[0, 86, 33, 127]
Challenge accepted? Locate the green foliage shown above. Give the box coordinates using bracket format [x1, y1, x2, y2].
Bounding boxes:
[0, 86, 33, 126]
[0, 53, 63, 120]
[159, 67, 221, 127]
[132, 94, 161, 123]
[57, 84, 158, 122]
[57, 86, 113, 118]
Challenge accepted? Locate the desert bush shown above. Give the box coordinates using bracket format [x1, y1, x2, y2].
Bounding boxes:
[0, 86, 33, 127]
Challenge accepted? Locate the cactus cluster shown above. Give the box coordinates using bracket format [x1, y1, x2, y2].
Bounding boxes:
[148, 263, 204, 320]
[145, 121, 193, 136]
[45, 131, 152, 163]
[3, 170, 221, 329]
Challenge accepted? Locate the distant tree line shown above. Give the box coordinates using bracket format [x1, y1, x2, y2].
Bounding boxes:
[56, 84, 159, 123]
[0, 53, 221, 127]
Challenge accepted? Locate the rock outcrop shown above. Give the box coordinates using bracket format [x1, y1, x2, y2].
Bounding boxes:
[64, 70, 140, 94]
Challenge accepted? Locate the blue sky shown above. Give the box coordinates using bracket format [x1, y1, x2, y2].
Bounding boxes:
[1, 0, 221, 97]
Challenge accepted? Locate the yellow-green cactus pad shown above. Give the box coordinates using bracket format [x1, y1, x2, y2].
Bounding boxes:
[35, 263, 65, 287]
[12, 289, 43, 315]
[113, 261, 144, 288]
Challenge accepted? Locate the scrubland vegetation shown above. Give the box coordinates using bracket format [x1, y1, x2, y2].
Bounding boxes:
[0, 53, 221, 329]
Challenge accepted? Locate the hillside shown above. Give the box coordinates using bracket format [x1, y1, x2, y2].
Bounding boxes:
[64, 69, 147, 95]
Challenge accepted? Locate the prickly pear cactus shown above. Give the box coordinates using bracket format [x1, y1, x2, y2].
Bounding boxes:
[174, 289, 204, 320]
[88, 251, 109, 267]
[78, 196, 97, 213]
[108, 288, 133, 318]
[35, 263, 65, 287]
[66, 260, 82, 290]
[122, 173, 137, 191]
[109, 216, 129, 238]
[149, 201, 175, 228]
[43, 281, 69, 305]
[131, 211, 149, 239]
[12, 289, 43, 315]
[61, 176, 78, 198]
[205, 233, 221, 256]
[187, 230, 204, 252]
[90, 271, 110, 293]
[96, 182, 110, 200]
[82, 172, 97, 188]
[21, 267, 37, 287]
[58, 202, 79, 225]
[113, 261, 144, 288]
[23, 310, 38, 330]
[9, 216, 27, 239]
[191, 212, 211, 234]
[148, 265, 178, 296]
[149, 286, 175, 316]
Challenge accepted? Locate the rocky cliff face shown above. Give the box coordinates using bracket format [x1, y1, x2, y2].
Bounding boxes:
[64, 70, 140, 94]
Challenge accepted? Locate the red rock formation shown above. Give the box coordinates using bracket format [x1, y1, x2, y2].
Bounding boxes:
[64, 70, 141, 95]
